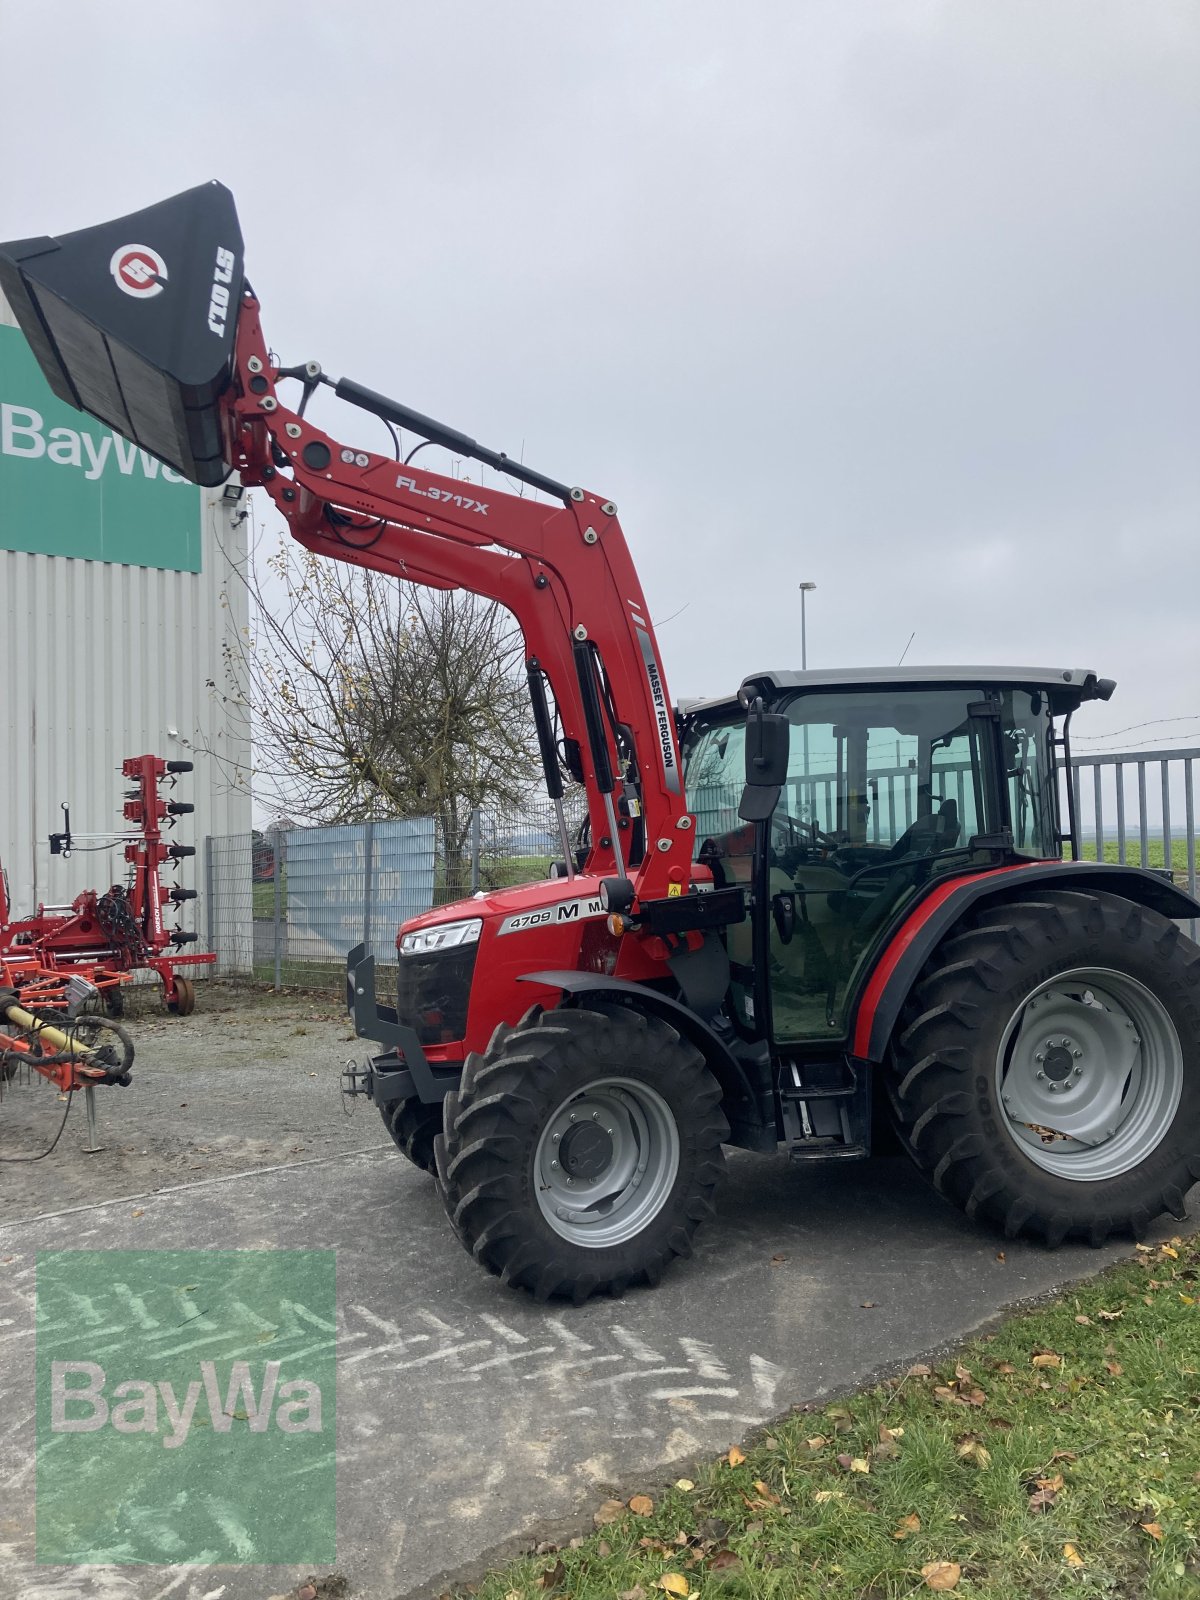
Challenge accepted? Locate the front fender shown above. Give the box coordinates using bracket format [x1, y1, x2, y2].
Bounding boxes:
[522, 970, 777, 1151]
[850, 862, 1200, 1063]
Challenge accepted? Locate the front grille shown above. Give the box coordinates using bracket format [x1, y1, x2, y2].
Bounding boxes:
[395, 944, 478, 1046]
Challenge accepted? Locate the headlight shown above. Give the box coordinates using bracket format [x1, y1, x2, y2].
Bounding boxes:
[399, 917, 482, 956]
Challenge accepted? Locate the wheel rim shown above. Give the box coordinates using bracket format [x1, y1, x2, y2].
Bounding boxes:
[995, 966, 1183, 1181]
[534, 1076, 680, 1248]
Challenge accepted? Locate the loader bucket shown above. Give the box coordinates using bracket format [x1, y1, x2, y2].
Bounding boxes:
[0, 182, 244, 487]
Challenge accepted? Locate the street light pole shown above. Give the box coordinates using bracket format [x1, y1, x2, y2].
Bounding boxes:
[798, 581, 817, 670]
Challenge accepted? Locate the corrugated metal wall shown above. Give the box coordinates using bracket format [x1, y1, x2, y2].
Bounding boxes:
[1, 297, 251, 929]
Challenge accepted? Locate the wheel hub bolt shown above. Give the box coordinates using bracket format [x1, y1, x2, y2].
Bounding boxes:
[1035, 1051, 1045, 1063]
[550, 1160, 559, 1170]
[1072, 1066, 1082, 1078]
[1036, 1070, 1047, 1081]
[592, 1112, 600, 1121]
[1072, 1049, 1082, 1059]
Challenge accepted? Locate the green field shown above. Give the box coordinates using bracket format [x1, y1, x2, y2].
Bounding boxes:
[1072, 838, 1195, 879]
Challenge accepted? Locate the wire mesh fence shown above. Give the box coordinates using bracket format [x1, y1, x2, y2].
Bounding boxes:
[202, 748, 1200, 995]
[204, 794, 586, 994]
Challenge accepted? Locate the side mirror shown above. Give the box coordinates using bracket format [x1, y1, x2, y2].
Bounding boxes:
[738, 700, 789, 822]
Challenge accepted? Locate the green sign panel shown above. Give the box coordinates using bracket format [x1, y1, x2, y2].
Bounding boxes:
[36, 1249, 336, 1564]
[0, 323, 201, 571]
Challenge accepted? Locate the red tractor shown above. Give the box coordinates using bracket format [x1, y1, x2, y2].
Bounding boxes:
[4, 186, 1197, 1301]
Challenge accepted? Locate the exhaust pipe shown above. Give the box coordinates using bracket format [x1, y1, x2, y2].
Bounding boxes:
[0, 181, 244, 487]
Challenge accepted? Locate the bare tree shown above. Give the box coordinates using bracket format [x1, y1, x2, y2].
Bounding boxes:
[220, 529, 539, 890]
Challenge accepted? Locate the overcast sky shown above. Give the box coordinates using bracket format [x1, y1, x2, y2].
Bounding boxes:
[3, 0, 1197, 759]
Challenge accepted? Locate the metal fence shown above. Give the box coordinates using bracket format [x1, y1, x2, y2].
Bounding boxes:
[202, 748, 1200, 992]
[204, 794, 584, 991]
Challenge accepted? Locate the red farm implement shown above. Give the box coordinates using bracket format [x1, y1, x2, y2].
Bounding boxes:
[0, 755, 213, 1016]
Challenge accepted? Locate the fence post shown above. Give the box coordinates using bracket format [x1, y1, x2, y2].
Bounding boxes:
[273, 831, 285, 992]
[363, 819, 376, 960]
[470, 807, 481, 893]
[204, 836, 215, 974]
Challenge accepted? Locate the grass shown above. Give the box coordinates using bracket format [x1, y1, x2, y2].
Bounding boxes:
[460, 1236, 1200, 1600]
[1073, 839, 1195, 879]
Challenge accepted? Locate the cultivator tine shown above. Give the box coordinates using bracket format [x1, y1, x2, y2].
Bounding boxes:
[0, 182, 244, 487]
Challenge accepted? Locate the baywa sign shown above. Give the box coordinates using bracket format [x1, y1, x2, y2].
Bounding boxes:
[0, 323, 201, 572]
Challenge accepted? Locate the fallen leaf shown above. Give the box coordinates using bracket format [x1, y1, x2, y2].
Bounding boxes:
[1161, 1245, 1179, 1259]
[762, 1435, 779, 1449]
[957, 1437, 992, 1469]
[813, 1490, 844, 1503]
[879, 1424, 905, 1441]
[1074, 1314, 1092, 1325]
[505, 1590, 524, 1600]
[994, 1361, 1017, 1375]
[618, 1589, 646, 1600]
[907, 1363, 932, 1377]
[752, 1479, 781, 1503]
[537, 1560, 565, 1591]
[1140, 1522, 1164, 1543]
[921, 1561, 962, 1590]
[1032, 1352, 1062, 1370]
[629, 1495, 655, 1516]
[806, 1435, 829, 1451]
[962, 1387, 988, 1408]
[131, 1209, 145, 1219]
[1104, 1361, 1123, 1377]
[675, 1478, 695, 1493]
[996, 1250, 1006, 1262]
[1063, 1543, 1084, 1567]
[850, 1457, 870, 1474]
[874, 1438, 900, 1461]
[769, 1252, 787, 1266]
[1036, 1474, 1066, 1493]
[594, 1499, 625, 1526]
[954, 1364, 973, 1383]
[707, 1549, 741, 1572]
[1097, 1308, 1123, 1321]
[659, 1581, 689, 1600]
[861, 1301, 879, 1308]
[893, 1513, 922, 1540]
[597, 1541, 611, 1557]
[725, 1446, 745, 1467]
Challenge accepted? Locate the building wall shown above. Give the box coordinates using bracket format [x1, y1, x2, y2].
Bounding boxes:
[0, 295, 251, 939]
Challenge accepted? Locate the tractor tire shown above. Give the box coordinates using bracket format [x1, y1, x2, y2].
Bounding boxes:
[434, 1005, 728, 1302]
[382, 1095, 441, 1174]
[887, 889, 1200, 1246]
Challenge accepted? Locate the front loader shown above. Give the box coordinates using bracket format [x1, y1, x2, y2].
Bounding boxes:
[4, 184, 1198, 1302]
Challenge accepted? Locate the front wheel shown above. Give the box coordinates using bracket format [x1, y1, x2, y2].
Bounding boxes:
[381, 1095, 441, 1174]
[887, 890, 1200, 1246]
[435, 1005, 728, 1302]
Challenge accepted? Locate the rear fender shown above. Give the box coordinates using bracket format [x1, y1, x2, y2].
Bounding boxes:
[523, 970, 777, 1150]
[851, 862, 1200, 1063]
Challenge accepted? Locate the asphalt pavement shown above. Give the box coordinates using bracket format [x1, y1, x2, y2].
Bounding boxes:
[1, 1141, 1183, 1600]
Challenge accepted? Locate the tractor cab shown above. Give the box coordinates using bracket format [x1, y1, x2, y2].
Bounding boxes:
[681, 667, 1112, 1050]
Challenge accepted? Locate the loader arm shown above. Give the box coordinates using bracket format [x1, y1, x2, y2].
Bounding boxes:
[0, 184, 693, 901]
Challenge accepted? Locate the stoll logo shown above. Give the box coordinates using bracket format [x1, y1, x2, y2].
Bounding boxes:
[36, 1249, 336, 1566]
[110, 242, 168, 298]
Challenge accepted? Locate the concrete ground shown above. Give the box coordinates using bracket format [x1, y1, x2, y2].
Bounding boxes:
[0, 985, 1188, 1600]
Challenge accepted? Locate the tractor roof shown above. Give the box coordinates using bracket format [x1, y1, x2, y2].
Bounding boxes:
[678, 665, 1115, 720]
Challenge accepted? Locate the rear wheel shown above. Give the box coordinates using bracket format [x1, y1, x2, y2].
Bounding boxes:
[887, 890, 1200, 1245]
[382, 1096, 441, 1174]
[435, 1005, 728, 1302]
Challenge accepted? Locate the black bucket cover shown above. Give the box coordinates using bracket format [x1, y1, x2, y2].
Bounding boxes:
[0, 182, 244, 487]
